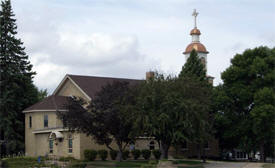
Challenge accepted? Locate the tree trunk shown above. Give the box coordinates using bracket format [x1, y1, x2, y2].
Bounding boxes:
[117, 142, 123, 162]
[202, 147, 206, 163]
[160, 142, 170, 159]
[197, 144, 201, 159]
[260, 142, 265, 162]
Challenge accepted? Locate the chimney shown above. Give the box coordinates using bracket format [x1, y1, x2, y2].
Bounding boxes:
[146, 71, 155, 81]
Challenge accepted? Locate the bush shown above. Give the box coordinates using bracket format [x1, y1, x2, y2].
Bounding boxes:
[140, 165, 156, 168]
[142, 149, 151, 160]
[148, 160, 158, 164]
[59, 156, 76, 162]
[110, 150, 118, 160]
[1, 160, 8, 168]
[122, 150, 130, 160]
[98, 150, 108, 161]
[69, 163, 87, 168]
[84, 149, 97, 161]
[131, 149, 141, 160]
[153, 149, 161, 160]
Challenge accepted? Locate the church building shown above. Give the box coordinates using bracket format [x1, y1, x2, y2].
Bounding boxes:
[23, 10, 219, 160]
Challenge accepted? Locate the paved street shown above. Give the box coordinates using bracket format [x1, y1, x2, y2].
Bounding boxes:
[204, 162, 264, 168]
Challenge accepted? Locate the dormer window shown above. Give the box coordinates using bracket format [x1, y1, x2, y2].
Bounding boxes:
[44, 115, 48, 127]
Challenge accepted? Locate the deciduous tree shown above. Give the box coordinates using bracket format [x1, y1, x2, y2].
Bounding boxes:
[133, 72, 212, 159]
[57, 81, 137, 161]
[215, 46, 275, 161]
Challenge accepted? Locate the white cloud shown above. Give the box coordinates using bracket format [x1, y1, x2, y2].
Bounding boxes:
[12, 0, 275, 91]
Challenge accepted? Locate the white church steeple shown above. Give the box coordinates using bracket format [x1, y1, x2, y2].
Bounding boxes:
[183, 9, 209, 71]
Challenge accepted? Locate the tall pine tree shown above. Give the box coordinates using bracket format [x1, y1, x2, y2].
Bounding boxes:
[0, 0, 39, 154]
[179, 49, 207, 81]
[178, 49, 212, 161]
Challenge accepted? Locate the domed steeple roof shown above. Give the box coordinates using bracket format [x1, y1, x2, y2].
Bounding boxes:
[190, 28, 201, 35]
[183, 42, 208, 54]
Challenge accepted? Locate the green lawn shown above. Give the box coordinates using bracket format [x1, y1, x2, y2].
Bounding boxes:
[263, 163, 275, 168]
[86, 160, 153, 168]
[1, 157, 53, 168]
[1, 157, 205, 168]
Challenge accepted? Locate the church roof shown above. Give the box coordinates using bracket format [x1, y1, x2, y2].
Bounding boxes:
[23, 95, 69, 112]
[67, 74, 142, 99]
[183, 42, 209, 54]
[23, 74, 143, 112]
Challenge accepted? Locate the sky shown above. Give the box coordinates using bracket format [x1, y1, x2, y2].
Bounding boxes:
[11, 0, 275, 93]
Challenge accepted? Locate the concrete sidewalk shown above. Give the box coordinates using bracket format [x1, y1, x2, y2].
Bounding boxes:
[242, 163, 264, 168]
[204, 161, 264, 168]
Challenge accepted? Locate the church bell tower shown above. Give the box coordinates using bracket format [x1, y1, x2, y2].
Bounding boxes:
[183, 9, 209, 72]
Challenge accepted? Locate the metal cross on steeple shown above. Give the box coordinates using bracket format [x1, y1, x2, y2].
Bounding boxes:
[192, 9, 199, 28]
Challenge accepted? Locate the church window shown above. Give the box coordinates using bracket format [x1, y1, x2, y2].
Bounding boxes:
[181, 141, 188, 150]
[149, 141, 155, 150]
[29, 116, 32, 128]
[200, 57, 206, 66]
[0, 129, 4, 140]
[49, 139, 53, 153]
[68, 135, 73, 153]
[204, 141, 209, 149]
[44, 115, 48, 127]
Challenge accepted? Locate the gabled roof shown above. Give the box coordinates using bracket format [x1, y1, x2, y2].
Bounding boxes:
[24, 74, 143, 113]
[23, 95, 68, 113]
[54, 74, 142, 99]
[68, 74, 142, 99]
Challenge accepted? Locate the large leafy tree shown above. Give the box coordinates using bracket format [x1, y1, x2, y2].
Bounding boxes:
[133, 72, 212, 159]
[215, 46, 275, 161]
[57, 81, 137, 161]
[0, 0, 39, 154]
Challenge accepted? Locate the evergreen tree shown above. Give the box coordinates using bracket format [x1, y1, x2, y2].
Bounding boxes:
[0, 0, 39, 154]
[179, 49, 206, 81]
[179, 49, 212, 161]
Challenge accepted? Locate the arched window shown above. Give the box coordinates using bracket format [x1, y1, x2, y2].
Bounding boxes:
[204, 141, 209, 149]
[129, 141, 135, 151]
[149, 141, 155, 150]
[49, 139, 53, 153]
[181, 141, 188, 150]
[68, 135, 73, 153]
[200, 57, 206, 67]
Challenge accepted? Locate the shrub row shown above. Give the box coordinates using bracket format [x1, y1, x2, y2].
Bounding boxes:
[84, 149, 161, 161]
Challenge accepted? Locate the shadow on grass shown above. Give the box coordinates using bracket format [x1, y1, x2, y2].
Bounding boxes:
[87, 160, 150, 168]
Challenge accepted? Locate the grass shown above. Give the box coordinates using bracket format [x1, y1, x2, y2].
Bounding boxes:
[263, 163, 275, 168]
[87, 160, 152, 167]
[172, 160, 202, 165]
[1, 157, 51, 168]
[1, 157, 206, 168]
